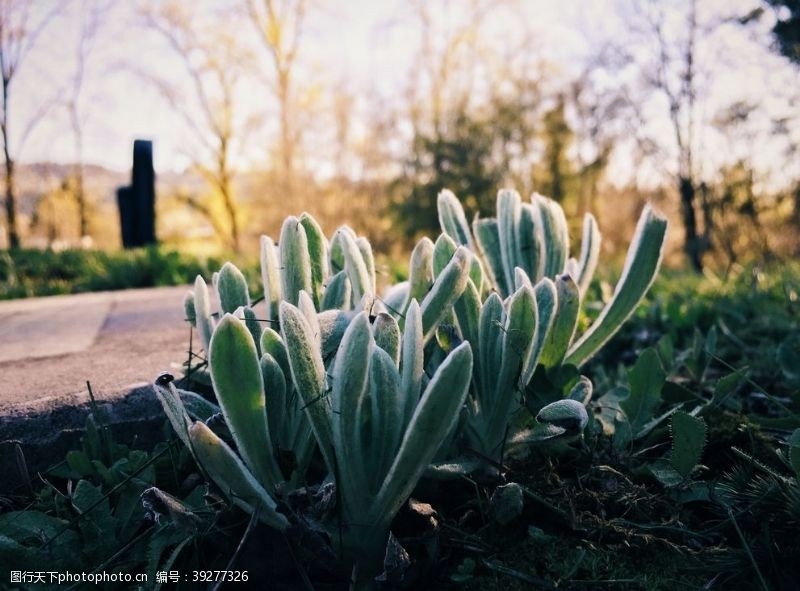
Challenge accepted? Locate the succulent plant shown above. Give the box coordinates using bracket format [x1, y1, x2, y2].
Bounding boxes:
[279, 294, 473, 578]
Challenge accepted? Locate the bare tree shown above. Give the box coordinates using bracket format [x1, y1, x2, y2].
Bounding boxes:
[246, 0, 307, 198]
[0, 0, 62, 249]
[623, 0, 711, 271]
[567, 50, 629, 216]
[141, 1, 251, 252]
[66, 0, 110, 240]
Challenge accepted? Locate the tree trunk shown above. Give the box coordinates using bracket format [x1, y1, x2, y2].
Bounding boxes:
[3, 140, 18, 249]
[2, 76, 19, 249]
[679, 176, 703, 272]
[71, 106, 88, 239]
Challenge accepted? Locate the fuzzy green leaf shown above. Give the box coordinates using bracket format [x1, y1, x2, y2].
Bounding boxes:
[279, 216, 313, 306]
[438, 189, 473, 248]
[188, 422, 288, 530]
[433, 233, 458, 277]
[373, 312, 401, 366]
[260, 236, 282, 324]
[400, 300, 424, 427]
[217, 262, 250, 314]
[337, 227, 373, 306]
[209, 314, 281, 490]
[321, 270, 351, 311]
[332, 312, 373, 513]
[260, 353, 287, 446]
[518, 202, 544, 282]
[279, 301, 335, 472]
[405, 238, 435, 312]
[534, 193, 569, 278]
[420, 246, 472, 344]
[520, 278, 557, 386]
[565, 205, 667, 367]
[299, 213, 329, 308]
[670, 411, 706, 479]
[193, 276, 214, 352]
[372, 341, 473, 528]
[497, 189, 521, 296]
[577, 213, 601, 294]
[539, 274, 580, 367]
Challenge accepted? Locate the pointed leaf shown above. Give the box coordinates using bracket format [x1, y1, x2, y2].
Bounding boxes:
[533, 193, 569, 277]
[217, 262, 250, 314]
[420, 246, 471, 344]
[566, 205, 667, 366]
[209, 314, 281, 490]
[332, 312, 373, 513]
[299, 212, 329, 308]
[438, 189, 473, 248]
[473, 218, 506, 296]
[280, 301, 335, 472]
[260, 236, 282, 324]
[372, 342, 473, 527]
[188, 422, 288, 530]
[539, 274, 580, 367]
[497, 189, 521, 296]
[400, 300, 424, 427]
[279, 216, 313, 306]
[577, 213, 601, 294]
[193, 275, 214, 352]
[374, 312, 401, 366]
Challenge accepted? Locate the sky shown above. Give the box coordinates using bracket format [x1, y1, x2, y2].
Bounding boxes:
[10, 0, 603, 172]
[9, 0, 800, 189]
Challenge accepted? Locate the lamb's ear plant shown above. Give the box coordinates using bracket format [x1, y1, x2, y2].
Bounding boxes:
[423, 189, 666, 472]
[436, 189, 668, 367]
[155, 310, 317, 494]
[184, 212, 376, 359]
[152, 374, 289, 530]
[164, 193, 669, 584]
[280, 296, 473, 582]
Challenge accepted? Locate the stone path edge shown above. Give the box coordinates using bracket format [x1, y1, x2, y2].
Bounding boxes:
[0, 383, 165, 495]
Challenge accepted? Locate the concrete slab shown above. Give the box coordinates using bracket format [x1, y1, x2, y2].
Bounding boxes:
[0, 285, 191, 411]
[0, 285, 196, 493]
[0, 294, 112, 362]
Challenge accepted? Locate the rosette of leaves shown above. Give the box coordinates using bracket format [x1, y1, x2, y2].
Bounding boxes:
[184, 212, 377, 361]
[398, 190, 665, 474]
[153, 311, 315, 526]
[279, 294, 474, 581]
[435, 188, 668, 368]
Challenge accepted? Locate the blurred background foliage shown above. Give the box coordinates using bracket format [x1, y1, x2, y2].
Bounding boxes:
[0, 0, 798, 288]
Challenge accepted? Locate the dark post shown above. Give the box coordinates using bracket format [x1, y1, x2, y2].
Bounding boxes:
[116, 186, 135, 248]
[117, 139, 157, 248]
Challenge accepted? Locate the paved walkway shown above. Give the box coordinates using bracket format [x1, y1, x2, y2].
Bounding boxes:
[0, 285, 198, 489]
[0, 286, 192, 414]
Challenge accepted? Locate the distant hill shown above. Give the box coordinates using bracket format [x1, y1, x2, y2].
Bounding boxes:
[13, 162, 204, 215]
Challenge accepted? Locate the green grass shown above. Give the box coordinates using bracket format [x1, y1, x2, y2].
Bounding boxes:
[0, 247, 237, 300]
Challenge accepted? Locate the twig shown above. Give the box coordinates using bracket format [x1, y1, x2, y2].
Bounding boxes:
[210, 507, 261, 591]
[283, 532, 317, 591]
[727, 507, 769, 591]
